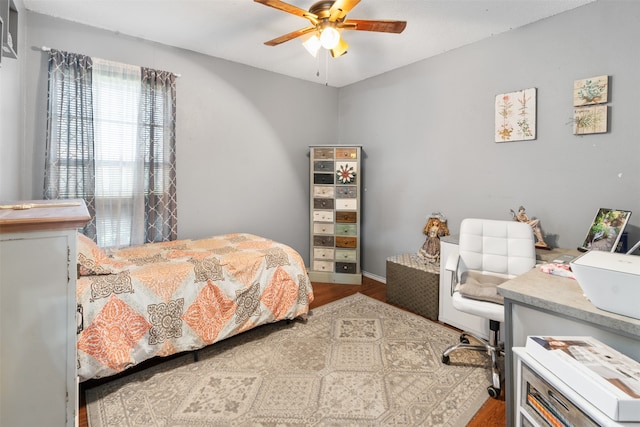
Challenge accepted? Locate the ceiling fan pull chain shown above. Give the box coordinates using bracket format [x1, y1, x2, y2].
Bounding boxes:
[325, 49, 329, 86]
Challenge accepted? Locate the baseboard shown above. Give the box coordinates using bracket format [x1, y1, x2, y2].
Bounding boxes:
[363, 270, 386, 284]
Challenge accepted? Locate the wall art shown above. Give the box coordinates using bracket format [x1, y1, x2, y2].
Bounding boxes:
[573, 105, 607, 135]
[495, 88, 536, 142]
[573, 75, 608, 106]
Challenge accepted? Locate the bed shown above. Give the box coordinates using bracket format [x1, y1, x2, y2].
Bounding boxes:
[76, 232, 314, 381]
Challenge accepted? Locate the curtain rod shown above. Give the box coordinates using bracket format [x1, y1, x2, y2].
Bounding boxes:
[40, 46, 181, 77]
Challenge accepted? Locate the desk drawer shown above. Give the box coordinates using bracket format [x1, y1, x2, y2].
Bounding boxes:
[521, 363, 598, 427]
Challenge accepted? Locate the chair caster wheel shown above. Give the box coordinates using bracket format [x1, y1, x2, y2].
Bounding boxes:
[487, 386, 501, 399]
[442, 355, 450, 365]
[459, 336, 470, 344]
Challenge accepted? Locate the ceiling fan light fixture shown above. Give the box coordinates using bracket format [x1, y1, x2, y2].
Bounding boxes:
[302, 34, 321, 57]
[319, 25, 340, 49]
[330, 37, 348, 57]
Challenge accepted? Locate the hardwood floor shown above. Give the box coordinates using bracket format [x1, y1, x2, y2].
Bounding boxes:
[78, 276, 505, 426]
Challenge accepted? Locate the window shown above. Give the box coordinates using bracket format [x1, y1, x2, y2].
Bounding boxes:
[44, 51, 177, 248]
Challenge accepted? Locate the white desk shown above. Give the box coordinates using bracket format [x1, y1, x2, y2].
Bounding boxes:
[499, 267, 640, 427]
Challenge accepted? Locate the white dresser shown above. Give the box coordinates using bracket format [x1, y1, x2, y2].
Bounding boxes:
[0, 200, 90, 427]
[309, 146, 362, 284]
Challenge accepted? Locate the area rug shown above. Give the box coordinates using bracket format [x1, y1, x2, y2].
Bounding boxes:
[86, 293, 491, 426]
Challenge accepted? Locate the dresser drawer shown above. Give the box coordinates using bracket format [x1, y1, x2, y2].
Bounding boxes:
[336, 211, 357, 223]
[313, 160, 334, 172]
[313, 210, 334, 222]
[336, 186, 357, 198]
[313, 248, 334, 260]
[313, 198, 335, 209]
[313, 260, 334, 272]
[335, 148, 357, 159]
[313, 185, 334, 198]
[335, 224, 357, 236]
[335, 161, 358, 185]
[336, 262, 357, 274]
[314, 173, 334, 185]
[335, 236, 357, 248]
[313, 223, 335, 235]
[313, 148, 334, 160]
[335, 249, 357, 262]
[313, 235, 335, 247]
[336, 199, 357, 210]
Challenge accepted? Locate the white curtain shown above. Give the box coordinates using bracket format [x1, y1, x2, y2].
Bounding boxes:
[91, 58, 145, 248]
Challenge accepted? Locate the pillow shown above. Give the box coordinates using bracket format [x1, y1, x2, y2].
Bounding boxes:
[456, 271, 508, 305]
[77, 232, 122, 276]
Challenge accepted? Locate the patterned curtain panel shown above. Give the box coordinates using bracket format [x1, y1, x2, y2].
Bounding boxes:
[140, 68, 178, 243]
[44, 50, 97, 239]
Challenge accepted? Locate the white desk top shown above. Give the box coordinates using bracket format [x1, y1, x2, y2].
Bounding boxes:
[498, 267, 640, 339]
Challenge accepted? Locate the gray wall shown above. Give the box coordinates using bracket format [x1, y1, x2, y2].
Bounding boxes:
[0, 0, 25, 200]
[339, 0, 640, 277]
[22, 12, 339, 262]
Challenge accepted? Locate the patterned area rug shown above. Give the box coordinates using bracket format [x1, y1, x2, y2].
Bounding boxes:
[86, 293, 491, 426]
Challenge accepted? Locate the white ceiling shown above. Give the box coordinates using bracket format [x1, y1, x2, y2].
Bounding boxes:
[23, 0, 595, 87]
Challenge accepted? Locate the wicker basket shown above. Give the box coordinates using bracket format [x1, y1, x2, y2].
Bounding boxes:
[386, 254, 440, 320]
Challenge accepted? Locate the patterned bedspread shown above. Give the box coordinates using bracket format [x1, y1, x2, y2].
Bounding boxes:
[76, 233, 313, 381]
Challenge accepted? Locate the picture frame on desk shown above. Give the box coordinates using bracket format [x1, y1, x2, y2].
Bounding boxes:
[579, 208, 631, 253]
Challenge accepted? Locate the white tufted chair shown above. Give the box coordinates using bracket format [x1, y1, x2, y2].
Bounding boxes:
[441, 218, 536, 398]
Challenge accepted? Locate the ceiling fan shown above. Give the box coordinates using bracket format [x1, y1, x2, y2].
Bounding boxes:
[254, 0, 407, 58]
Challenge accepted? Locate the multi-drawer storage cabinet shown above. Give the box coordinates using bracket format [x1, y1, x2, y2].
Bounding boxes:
[309, 146, 362, 284]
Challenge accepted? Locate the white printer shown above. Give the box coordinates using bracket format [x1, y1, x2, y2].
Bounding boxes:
[570, 250, 640, 320]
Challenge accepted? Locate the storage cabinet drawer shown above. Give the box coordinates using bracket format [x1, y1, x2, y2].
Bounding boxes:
[335, 249, 356, 262]
[313, 260, 334, 272]
[335, 162, 358, 185]
[336, 211, 357, 223]
[313, 223, 335, 235]
[335, 148, 357, 159]
[335, 236, 357, 248]
[335, 224, 357, 236]
[313, 248, 334, 260]
[313, 198, 334, 209]
[313, 210, 334, 222]
[336, 186, 357, 198]
[313, 148, 334, 159]
[313, 160, 333, 172]
[336, 262, 357, 274]
[314, 173, 334, 184]
[313, 235, 335, 247]
[313, 186, 334, 198]
[336, 199, 357, 210]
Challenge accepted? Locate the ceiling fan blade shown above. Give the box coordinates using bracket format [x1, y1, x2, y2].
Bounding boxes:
[340, 19, 407, 33]
[254, 0, 319, 23]
[330, 37, 349, 57]
[329, 0, 361, 21]
[264, 26, 317, 46]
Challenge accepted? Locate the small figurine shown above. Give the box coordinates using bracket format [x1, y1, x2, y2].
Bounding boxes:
[418, 212, 450, 264]
[510, 206, 549, 249]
